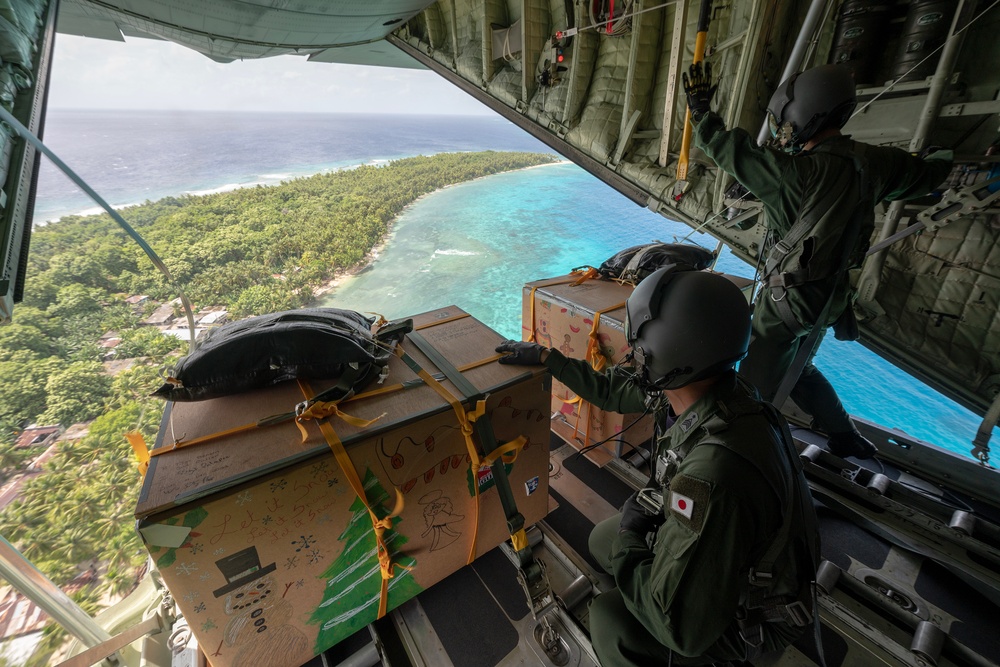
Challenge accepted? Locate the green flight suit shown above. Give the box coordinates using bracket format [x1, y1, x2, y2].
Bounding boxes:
[693, 112, 952, 434]
[544, 350, 818, 666]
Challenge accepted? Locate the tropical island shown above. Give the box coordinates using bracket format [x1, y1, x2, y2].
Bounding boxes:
[0, 150, 555, 664]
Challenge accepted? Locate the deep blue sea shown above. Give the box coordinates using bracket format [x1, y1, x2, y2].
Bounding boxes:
[35, 109, 987, 460]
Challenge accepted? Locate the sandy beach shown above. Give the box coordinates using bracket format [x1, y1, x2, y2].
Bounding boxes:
[308, 159, 569, 302]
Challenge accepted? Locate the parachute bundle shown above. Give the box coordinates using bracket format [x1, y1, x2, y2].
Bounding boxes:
[153, 308, 411, 402]
[597, 242, 715, 284]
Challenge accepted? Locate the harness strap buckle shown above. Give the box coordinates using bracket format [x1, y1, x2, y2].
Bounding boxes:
[737, 613, 765, 648]
[781, 600, 813, 627]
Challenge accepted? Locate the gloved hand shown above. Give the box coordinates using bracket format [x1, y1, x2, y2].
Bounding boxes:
[681, 61, 717, 121]
[618, 490, 666, 535]
[496, 340, 548, 365]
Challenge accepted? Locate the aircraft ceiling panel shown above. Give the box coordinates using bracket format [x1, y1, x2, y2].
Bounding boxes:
[307, 43, 425, 70]
[55, 9, 124, 41]
[60, 0, 437, 58]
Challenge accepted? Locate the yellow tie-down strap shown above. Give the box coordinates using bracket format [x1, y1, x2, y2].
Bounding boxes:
[298, 379, 405, 620]
[137, 352, 501, 465]
[586, 300, 627, 372]
[525, 269, 600, 342]
[393, 345, 530, 562]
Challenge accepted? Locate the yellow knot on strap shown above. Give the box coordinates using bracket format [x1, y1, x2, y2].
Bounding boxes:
[294, 399, 385, 443]
[371, 488, 405, 582]
[586, 301, 627, 372]
[571, 266, 601, 285]
[480, 436, 527, 468]
[126, 431, 150, 477]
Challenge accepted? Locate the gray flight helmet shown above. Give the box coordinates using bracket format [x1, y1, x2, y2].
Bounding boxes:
[766, 64, 857, 150]
[625, 269, 751, 390]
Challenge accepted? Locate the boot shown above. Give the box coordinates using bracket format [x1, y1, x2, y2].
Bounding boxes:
[827, 430, 877, 460]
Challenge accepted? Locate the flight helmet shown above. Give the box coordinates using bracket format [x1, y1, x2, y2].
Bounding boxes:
[766, 64, 857, 150]
[625, 269, 751, 390]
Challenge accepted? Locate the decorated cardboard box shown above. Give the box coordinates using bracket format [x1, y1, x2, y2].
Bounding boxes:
[135, 307, 550, 667]
[521, 275, 655, 465]
[522, 272, 754, 465]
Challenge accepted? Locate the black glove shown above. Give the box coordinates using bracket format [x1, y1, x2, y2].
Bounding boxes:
[495, 340, 547, 365]
[681, 61, 717, 121]
[618, 490, 666, 535]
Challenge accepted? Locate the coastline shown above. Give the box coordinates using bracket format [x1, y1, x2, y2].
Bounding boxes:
[308, 159, 569, 303]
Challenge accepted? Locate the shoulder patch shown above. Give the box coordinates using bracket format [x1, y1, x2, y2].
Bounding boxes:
[678, 411, 699, 432]
[668, 475, 712, 534]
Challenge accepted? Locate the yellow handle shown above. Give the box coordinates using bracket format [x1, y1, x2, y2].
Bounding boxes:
[677, 30, 710, 183]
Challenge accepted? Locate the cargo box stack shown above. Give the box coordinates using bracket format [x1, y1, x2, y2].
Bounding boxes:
[521, 275, 655, 465]
[134, 307, 550, 667]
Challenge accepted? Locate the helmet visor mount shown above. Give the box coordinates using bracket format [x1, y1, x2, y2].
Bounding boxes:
[767, 74, 802, 152]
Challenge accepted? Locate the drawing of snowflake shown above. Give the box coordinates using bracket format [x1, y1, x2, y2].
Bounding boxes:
[295, 579, 305, 588]
[261, 515, 273, 526]
[316, 513, 332, 525]
[183, 590, 198, 602]
[284, 555, 299, 570]
[326, 477, 340, 487]
[270, 479, 287, 492]
[213, 548, 225, 556]
[201, 619, 216, 632]
[199, 573, 212, 581]
[194, 602, 206, 613]
[236, 491, 253, 506]
[176, 562, 199, 576]
[292, 535, 315, 552]
[188, 542, 204, 554]
[307, 549, 323, 565]
[311, 461, 329, 477]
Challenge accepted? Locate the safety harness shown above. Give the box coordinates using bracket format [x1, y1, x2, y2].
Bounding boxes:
[765, 143, 872, 406]
[654, 379, 821, 658]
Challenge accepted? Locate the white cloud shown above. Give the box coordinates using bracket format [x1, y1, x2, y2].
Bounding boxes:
[48, 34, 492, 115]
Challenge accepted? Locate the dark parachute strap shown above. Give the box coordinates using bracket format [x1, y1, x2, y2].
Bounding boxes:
[405, 331, 531, 565]
[759, 401, 826, 667]
[702, 383, 822, 659]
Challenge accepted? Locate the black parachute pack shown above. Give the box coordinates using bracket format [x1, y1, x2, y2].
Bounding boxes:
[153, 308, 411, 402]
[598, 242, 715, 284]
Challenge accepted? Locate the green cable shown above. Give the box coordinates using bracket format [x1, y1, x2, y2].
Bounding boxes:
[0, 105, 197, 353]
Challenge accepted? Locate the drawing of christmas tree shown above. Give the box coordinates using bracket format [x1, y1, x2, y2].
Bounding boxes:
[309, 468, 422, 653]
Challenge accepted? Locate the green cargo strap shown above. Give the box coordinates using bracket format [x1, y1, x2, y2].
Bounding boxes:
[406, 331, 532, 564]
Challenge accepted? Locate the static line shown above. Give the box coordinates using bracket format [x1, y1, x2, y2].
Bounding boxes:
[0, 105, 197, 352]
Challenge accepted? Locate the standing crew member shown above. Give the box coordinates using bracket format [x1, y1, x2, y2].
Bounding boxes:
[683, 62, 953, 459]
[497, 269, 819, 666]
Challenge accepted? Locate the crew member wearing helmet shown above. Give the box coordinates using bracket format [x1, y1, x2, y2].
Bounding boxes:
[496, 269, 819, 666]
[682, 62, 952, 459]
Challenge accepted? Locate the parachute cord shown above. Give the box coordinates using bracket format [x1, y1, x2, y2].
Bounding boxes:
[0, 105, 198, 353]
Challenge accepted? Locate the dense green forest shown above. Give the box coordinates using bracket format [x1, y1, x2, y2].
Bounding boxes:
[0, 151, 554, 657]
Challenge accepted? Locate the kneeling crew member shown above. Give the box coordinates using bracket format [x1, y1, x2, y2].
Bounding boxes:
[497, 269, 820, 666]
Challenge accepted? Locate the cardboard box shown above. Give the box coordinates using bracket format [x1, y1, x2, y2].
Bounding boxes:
[135, 307, 550, 667]
[522, 275, 655, 465]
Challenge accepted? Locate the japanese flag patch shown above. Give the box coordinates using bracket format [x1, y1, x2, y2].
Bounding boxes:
[668, 474, 712, 533]
[669, 490, 695, 520]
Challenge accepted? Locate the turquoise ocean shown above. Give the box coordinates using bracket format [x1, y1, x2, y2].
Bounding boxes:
[35, 110, 987, 460]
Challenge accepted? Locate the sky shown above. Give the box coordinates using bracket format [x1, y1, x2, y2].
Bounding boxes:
[48, 33, 493, 115]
